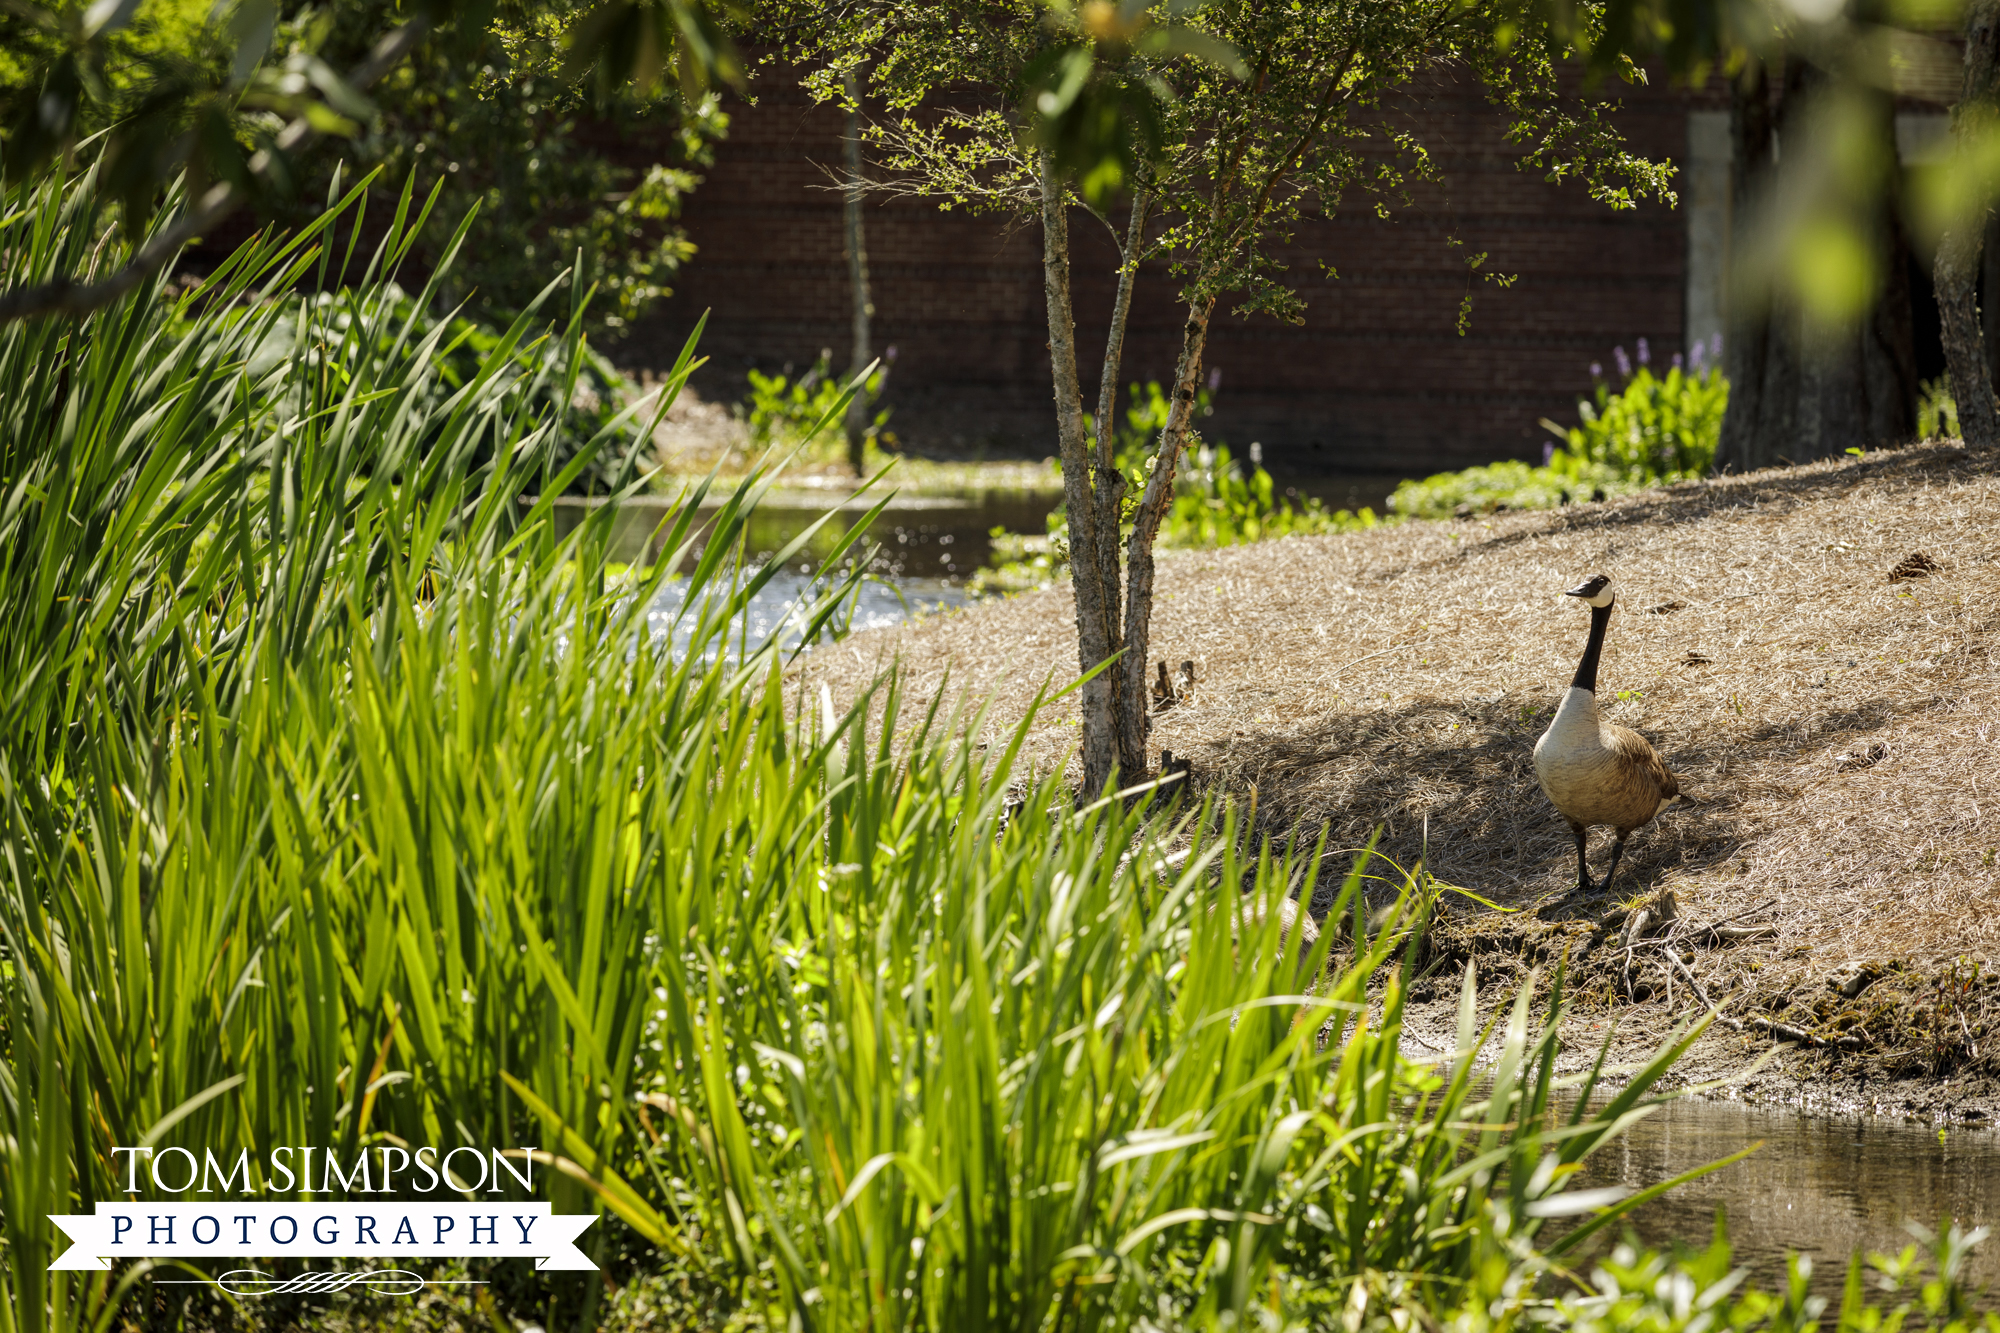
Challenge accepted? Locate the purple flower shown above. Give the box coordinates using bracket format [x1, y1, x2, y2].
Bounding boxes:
[1207, 367, 1222, 391]
[885, 345, 900, 362]
[1590, 361, 1603, 380]
[1672, 352, 1684, 372]
[1636, 337, 1650, 365]
[1689, 340, 1706, 371]
[1708, 332, 1722, 361]
[1542, 441, 1556, 466]
[1613, 346, 1632, 378]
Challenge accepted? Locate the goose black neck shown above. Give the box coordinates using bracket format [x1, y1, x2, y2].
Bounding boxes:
[1571, 602, 1613, 692]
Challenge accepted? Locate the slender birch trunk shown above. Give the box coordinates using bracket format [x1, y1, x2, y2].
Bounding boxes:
[842, 72, 875, 474]
[1039, 155, 1120, 794]
[1937, 0, 2000, 449]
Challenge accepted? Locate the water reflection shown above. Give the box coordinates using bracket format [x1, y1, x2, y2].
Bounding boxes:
[1568, 1095, 2000, 1295]
[640, 569, 966, 657]
[549, 489, 1059, 582]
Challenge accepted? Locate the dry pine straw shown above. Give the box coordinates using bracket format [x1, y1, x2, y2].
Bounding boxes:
[792, 441, 2000, 1038]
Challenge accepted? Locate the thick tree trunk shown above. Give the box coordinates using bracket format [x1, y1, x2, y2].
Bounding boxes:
[1039, 157, 1121, 795]
[1751, 59, 1806, 463]
[1793, 81, 1915, 460]
[1983, 212, 2000, 388]
[1718, 62, 1777, 472]
[841, 75, 875, 474]
[1937, 0, 2000, 449]
[1117, 294, 1216, 777]
[1721, 60, 1916, 468]
[1860, 207, 1918, 447]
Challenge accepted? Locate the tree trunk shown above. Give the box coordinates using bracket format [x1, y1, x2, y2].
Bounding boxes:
[1750, 61, 1804, 463]
[1982, 211, 2000, 388]
[1117, 293, 1216, 777]
[1717, 62, 1777, 472]
[1039, 156, 1121, 795]
[1937, 0, 2000, 449]
[842, 74, 875, 474]
[1720, 59, 1916, 467]
[1793, 79, 1915, 460]
[1085, 184, 1149, 779]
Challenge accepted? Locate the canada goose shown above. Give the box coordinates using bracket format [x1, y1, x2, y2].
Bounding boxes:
[1532, 573, 1680, 895]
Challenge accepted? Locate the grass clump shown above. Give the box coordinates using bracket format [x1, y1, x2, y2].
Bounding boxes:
[1918, 375, 1959, 439]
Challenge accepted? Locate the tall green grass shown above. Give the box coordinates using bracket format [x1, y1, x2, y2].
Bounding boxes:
[3, 163, 1730, 1333]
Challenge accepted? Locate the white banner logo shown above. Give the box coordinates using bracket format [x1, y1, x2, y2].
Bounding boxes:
[49, 1204, 596, 1272]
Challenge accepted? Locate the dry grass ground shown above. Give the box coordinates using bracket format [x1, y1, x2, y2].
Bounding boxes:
[796, 441, 2000, 1115]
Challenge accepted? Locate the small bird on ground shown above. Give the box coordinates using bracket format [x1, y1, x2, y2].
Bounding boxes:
[1532, 573, 1680, 895]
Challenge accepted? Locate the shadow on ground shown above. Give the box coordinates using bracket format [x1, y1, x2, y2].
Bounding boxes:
[1190, 686, 1917, 921]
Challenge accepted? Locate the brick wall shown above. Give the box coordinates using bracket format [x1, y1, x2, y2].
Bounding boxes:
[612, 67, 1718, 477]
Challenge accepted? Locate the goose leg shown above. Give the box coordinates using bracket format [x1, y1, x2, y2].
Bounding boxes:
[1600, 835, 1631, 898]
[1569, 822, 1592, 895]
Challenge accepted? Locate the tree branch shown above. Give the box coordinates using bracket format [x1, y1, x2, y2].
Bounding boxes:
[0, 16, 432, 326]
[1092, 176, 1150, 475]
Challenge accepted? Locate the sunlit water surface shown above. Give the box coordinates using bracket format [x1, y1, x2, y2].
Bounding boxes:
[1563, 1094, 2000, 1298]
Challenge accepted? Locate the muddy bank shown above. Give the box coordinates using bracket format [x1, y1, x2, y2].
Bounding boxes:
[1397, 886, 2000, 1123]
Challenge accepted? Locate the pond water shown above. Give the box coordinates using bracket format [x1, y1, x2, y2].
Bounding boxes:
[638, 568, 968, 656]
[1565, 1094, 2000, 1297]
[548, 469, 1407, 593]
[548, 488, 1058, 653]
[550, 487, 1060, 582]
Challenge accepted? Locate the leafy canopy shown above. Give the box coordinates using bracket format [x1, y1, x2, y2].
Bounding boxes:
[0, 0, 742, 324]
[778, 0, 1673, 338]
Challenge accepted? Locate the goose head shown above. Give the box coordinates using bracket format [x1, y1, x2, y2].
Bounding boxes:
[1564, 573, 1615, 609]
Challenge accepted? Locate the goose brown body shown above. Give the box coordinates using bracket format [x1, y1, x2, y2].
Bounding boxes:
[1533, 689, 1679, 835]
[1534, 573, 1680, 894]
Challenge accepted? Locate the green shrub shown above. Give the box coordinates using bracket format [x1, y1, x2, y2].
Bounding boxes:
[1112, 381, 1379, 546]
[977, 381, 1379, 592]
[741, 350, 894, 460]
[1391, 340, 1727, 520]
[1918, 375, 1960, 440]
[1383, 456, 1639, 522]
[1555, 345, 1726, 481]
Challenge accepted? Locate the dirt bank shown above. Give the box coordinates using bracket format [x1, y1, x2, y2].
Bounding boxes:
[794, 441, 2000, 1119]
